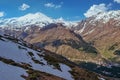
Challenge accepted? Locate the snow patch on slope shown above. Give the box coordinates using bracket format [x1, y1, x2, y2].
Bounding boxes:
[55, 17, 78, 27]
[84, 29, 95, 35]
[78, 23, 86, 33]
[0, 61, 27, 80]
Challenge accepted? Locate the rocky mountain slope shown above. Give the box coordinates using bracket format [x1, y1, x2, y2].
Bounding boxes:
[74, 10, 120, 63]
[23, 23, 102, 63]
[0, 34, 108, 80]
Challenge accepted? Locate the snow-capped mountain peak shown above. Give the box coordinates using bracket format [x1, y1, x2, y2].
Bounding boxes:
[0, 12, 78, 30]
[93, 10, 120, 23]
[17, 12, 53, 23]
[74, 10, 120, 37]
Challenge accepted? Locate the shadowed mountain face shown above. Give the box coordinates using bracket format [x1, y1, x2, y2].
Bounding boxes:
[24, 23, 102, 63]
[77, 61, 120, 78]
[74, 10, 120, 64]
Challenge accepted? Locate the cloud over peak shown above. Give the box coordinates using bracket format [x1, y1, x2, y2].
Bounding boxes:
[44, 2, 62, 9]
[19, 3, 30, 11]
[84, 3, 111, 17]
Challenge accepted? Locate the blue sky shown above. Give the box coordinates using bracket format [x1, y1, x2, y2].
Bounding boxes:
[0, 0, 120, 21]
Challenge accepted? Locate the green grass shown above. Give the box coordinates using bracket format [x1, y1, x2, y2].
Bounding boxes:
[99, 48, 115, 60]
[108, 43, 118, 51]
[43, 54, 61, 71]
[31, 57, 45, 65]
[69, 67, 99, 80]
[26, 70, 40, 80]
[28, 52, 34, 57]
[78, 46, 98, 54]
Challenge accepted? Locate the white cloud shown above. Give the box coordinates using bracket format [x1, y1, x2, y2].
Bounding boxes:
[114, 0, 120, 3]
[19, 3, 30, 11]
[0, 12, 4, 17]
[44, 3, 55, 8]
[44, 2, 62, 9]
[84, 3, 110, 17]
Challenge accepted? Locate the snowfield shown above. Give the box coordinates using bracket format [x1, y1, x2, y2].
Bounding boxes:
[0, 61, 27, 80]
[0, 36, 74, 80]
